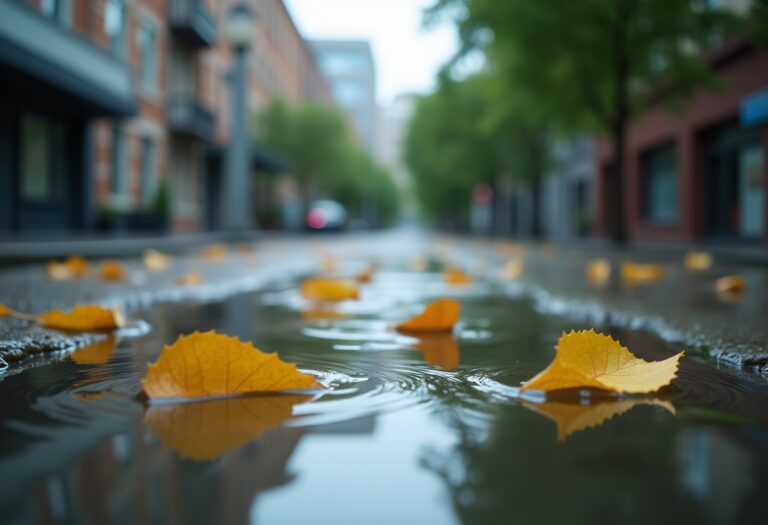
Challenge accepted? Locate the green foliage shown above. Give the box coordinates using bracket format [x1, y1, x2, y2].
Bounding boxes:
[255, 100, 399, 226]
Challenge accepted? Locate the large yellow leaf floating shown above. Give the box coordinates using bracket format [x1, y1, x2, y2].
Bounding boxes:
[145, 394, 309, 461]
[620, 261, 664, 285]
[39, 305, 125, 331]
[47, 255, 90, 280]
[301, 278, 359, 302]
[99, 260, 128, 281]
[396, 299, 460, 333]
[520, 330, 683, 394]
[142, 331, 320, 399]
[523, 397, 675, 441]
[684, 251, 712, 271]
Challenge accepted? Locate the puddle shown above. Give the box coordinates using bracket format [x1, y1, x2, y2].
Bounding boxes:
[1, 265, 768, 524]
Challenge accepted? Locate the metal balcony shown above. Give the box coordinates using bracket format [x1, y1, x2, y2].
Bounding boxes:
[168, 96, 215, 141]
[168, 0, 217, 48]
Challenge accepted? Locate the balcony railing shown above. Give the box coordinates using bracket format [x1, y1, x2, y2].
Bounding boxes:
[168, 96, 215, 141]
[168, 0, 217, 48]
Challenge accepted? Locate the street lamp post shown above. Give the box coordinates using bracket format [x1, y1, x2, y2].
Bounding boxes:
[223, 3, 255, 232]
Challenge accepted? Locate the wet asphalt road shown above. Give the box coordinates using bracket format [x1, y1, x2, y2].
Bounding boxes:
[0, 230, 766, 377]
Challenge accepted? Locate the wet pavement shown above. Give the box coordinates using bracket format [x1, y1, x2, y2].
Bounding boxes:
[1, 230, 768, 524]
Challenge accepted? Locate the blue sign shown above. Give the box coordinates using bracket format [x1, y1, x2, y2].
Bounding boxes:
[741, 89, 768, 126]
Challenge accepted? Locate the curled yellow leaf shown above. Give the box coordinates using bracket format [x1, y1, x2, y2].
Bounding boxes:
[445, 268, 473, 285]
[716, 275, 744, 295]
[301, 278, 359, 302]
[145, 394, 309, 461]
[520, 330, 683, 394]
[39, 304, 125, 331]
[397, 299, 460, 333]
[621, 261, 664, 285]
[99, 260, 128, 281]
[585, 258, 611, 286]
[144, 249, 173, 271]
[47, 255, 90, 280]
[142, 331, 320, 399]
[684, 251, 712, 271]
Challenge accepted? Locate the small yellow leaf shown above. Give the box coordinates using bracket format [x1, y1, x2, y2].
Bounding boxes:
[47, 255, 90, 280]
[716, 275, 744, 295]
[413, 333, 460, 370]
[520, 330, 683, 394]
[301, 278, 359, 302]
[397, 299, 460, 333]
[586, 258, 611, 285]
[621, 261, 664, 285]
[201, 244, 227, 261]
[176, 270, 203, 286]
[684, 251, 713, 271]
[355, 265, 376, 283]
[500, 258, 523, 280]
[0, 304, 10, 317]
[145, 394, 309, 460]
[99, 260, 128, 281]
[524, 397, 675, 441]
[39, 304, 125, 331]
[142, 331, 320, 399]
[144, 249, 173, 271]
[70, 337, 116, 365]
[445, 268, 473, 285]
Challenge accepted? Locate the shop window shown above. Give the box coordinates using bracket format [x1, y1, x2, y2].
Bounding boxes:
[41, 0, 71, 26]
[641, 143, 678, 225]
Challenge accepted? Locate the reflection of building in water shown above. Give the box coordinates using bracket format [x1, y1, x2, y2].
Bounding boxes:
[677, 429, 753, 524]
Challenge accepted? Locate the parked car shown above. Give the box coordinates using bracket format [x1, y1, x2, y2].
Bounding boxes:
[306, 200, 348, 231]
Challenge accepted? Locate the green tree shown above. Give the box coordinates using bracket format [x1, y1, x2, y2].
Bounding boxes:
[429, 0, 737, 242]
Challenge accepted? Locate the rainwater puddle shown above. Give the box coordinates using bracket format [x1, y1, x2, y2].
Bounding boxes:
[2, 266, 768, 524]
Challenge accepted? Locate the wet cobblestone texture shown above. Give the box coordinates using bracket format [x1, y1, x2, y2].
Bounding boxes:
[1, 231, 767, 377]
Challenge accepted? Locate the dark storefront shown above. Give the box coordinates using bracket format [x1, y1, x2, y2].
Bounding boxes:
[0, 1, 135, 235]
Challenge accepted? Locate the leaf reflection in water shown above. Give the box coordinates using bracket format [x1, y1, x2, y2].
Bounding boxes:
[69, 337, 116, 365]
[145, 394, 310, 461]
[523, 396, 675, 442]
[413, 333, 460, 370]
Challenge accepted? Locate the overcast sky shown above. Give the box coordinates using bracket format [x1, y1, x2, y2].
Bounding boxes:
[283, 0, 459, 106]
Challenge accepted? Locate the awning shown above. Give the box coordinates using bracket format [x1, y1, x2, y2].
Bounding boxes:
[207, 144, 287, 173]
[0, 2, 137, 116]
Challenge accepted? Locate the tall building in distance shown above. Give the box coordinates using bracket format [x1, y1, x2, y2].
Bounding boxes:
[310, 40, 377, 152]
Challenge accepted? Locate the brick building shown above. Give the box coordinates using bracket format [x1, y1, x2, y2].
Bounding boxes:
[595, 38, 768, 245]
[0, 0, 331, 234]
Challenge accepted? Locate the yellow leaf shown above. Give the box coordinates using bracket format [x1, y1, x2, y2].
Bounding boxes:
[445, 268, 473, 284]
[144, 249, 173, 271]
[301, 278, 359, 301]
[585, 258, 611, 286]
[524, 397, 676, 441]
[142, 331, 320, 399]
[355, 265, 376, 283]
[0, 304, 10, 317]
[500, 258, 523, 280]
[397, 299, 460, 333]
[47, 255, 90, 280]
[621, 261, 664, 285]
[145, 394, 309, 461]
[520, 330, 683, 394]
[70, 337, 116, 365]
[201, 244, 227, 261]
[716, 275, 744, 295]
[99, 260, 128, 281]
[413, 333, 460, 370]
[39, 304, 125, 331]
[684, 251, 712, 271]
[176, 270, 203, 286]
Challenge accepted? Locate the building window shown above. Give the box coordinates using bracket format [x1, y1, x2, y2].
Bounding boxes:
[41, 0, 71, 26]
[642, 143, 678, 225]
[140, 137, 156, 205]
[110, 124, 126, 195]
[138, 22, 156, 92]
[105, 0, 126, 58]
